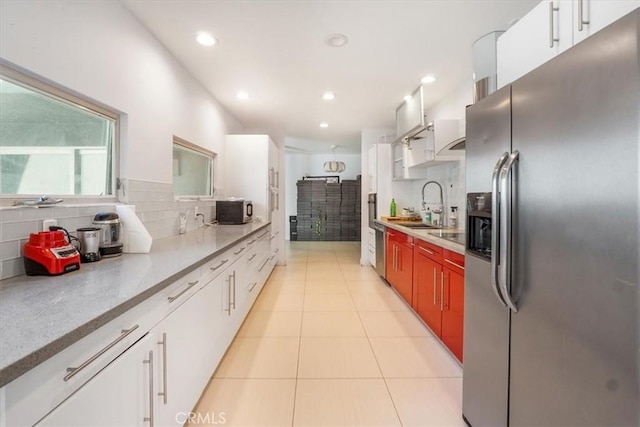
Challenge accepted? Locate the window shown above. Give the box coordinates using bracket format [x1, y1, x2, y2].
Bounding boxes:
[0, 64, 118, 199]
[173, 136, 215, 198]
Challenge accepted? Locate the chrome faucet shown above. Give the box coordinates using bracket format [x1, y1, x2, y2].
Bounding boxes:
[421, 181, 444, 224]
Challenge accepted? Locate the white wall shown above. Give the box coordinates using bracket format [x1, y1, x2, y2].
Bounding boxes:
[284, 151, 361, 239]
[0, 0, 243, 188]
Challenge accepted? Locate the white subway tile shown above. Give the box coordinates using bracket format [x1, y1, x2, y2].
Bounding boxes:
[0, 240, 20, 260]
[2, 257, 25, 280]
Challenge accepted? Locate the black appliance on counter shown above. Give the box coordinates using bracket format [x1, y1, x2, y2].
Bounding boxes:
[216, 200, 253, 224]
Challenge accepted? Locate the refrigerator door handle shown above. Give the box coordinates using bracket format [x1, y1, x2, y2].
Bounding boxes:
[492, 152, 510, 307]
[499, 150, 520, 313]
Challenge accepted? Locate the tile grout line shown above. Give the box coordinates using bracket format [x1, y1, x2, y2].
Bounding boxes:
[290, 252, 308, 427]
[349, 270, 406, 427]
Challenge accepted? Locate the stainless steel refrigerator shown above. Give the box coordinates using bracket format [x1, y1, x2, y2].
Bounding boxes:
[463, 10, 639, 427]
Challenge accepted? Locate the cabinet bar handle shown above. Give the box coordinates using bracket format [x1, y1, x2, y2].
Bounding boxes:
[248, 282, 258, 292]
[143, 350, 154, 427]
[270, 235, 276, 240]
[549, 1, 560, 48]
[419, 246, 435, 255]
[64, 324, 140, 381]
[433, 268, 437, 306]
[443, 258, 465, 271]
[393, 246, 397, 271]
[257, 231, 269, 239]
[248, 253, 257, 261]
[248, 238, 257, 245]
[210, 259, 228, 272]
[578, 0, 589, 31]
[157, 333, 168, 404]
[231, 271, 236, 309]
[440, 272, 445, 311]
[257, 258, 269, 272]
[233, 247, 246, 255]
[225, 275, 232, 315]
[167, 281, 199, 303]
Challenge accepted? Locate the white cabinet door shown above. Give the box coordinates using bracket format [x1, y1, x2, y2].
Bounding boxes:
[573, 0, 640, 44]
[497, 0, 573, 88]
[36, 334, 153, 427]
[405, 138, 428, 167]
[224, 135, 269, 220]
[367, 144, 377, 193]
[153, 283, 219, 426]
[367, 228, 376, 267]
[391, 141, 406, 180]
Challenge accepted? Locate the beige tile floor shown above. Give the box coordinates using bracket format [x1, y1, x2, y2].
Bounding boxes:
[195, 241, 464, 427]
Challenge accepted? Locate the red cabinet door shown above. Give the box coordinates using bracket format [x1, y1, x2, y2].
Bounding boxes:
[414, 250, 443, 337]
[385, 232, 397, 286]
[395, 241, 414, 306]
[441, 266, 464, 363]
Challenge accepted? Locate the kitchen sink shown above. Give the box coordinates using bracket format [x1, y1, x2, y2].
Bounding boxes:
[400, 223, 445, 229]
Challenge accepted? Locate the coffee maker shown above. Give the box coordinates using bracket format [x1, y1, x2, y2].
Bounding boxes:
[76, 227, 102, 262]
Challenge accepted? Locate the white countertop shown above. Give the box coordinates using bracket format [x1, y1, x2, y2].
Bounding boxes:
[375, 220, 465, 255]
[0, 222, 270, 388]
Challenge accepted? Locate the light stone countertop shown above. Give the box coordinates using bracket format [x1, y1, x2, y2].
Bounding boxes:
[375, 220, 465, 255]
[0, 222, 270, 388]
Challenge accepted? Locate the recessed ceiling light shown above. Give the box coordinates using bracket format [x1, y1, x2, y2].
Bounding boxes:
[196, 32, 217, 47]
[323, 91, 336, 100]
[236, 91, 249, 100]
[421, 75, 436, 84]
[325, 33, 349, 48]
[403, 95, 412, 101]
[320, 122, 329, 128]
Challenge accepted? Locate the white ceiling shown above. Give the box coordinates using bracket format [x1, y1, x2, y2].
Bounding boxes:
[122, 0, 537, 153]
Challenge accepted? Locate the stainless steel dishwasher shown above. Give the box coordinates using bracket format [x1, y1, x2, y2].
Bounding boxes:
[372, 222, 386, 279]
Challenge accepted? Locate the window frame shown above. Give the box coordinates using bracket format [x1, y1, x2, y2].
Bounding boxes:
[0, 61, 120, 205]
[172, 135, 216, 200]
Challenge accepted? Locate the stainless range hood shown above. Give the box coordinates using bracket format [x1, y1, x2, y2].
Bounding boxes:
[442, 135, 466, 151]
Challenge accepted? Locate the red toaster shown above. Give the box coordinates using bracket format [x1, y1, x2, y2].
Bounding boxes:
[23, 231, 80, 276]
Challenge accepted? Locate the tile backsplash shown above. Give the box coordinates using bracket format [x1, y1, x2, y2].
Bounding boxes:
[411, 160, 466, 229]
[0, 179, 216, 280]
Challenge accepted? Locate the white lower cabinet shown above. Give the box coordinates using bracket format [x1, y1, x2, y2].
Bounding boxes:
[152, 281, 220, 427]
[35, 333, 154, 427]
[2, 227, 276, 427]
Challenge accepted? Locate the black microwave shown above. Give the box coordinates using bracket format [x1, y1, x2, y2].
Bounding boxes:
[216, 200, 253, 224]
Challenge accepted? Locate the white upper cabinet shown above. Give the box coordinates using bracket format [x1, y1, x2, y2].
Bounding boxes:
[498, 0, 639, 88]
[402, 119, 461, 172]
[367, 144, 377, 193]
[573, 0, 640, 44]
[497, 0, 573, 88]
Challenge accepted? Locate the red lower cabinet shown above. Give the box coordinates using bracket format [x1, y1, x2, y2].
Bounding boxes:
[414, 240, 465, 363]
[414, 246, 443, 336]
[441, 253, 465, 362]
[385, 229, 414, 306]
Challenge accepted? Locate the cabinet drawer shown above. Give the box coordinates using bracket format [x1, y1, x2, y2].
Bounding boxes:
[443, 249, 465, 275]
[387, 229, 414, 247]
[415, 239, 443, 263]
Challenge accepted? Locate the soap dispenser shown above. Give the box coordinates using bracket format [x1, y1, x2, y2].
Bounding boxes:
[423, 207, 432, 225]
[449, 206, 459, 229]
